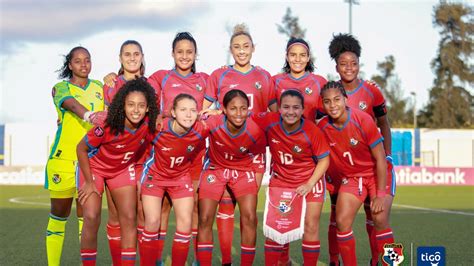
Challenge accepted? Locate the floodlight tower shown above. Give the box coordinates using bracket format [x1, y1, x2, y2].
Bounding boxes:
[345, 0, 360, 34]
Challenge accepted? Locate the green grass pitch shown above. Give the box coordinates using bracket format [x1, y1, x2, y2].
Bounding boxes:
[1, 185, 473, 265]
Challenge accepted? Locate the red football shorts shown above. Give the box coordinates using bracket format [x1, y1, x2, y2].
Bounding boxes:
[78, 164, 137, 194]
[141, 173, 194, 199]
[338, 176, 376, 202]
[198, 168, 258, 201]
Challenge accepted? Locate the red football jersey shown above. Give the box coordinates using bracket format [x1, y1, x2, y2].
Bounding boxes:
[104, 75, 160, 107]
[205, 66, 276, 113]
[148, 69, 208, 117]
[318, 108, 384, 179]
[253, 112, 329, 187]
[144, 118, 209, 180]
[345, 79, 387, 119]
[273, 72, 327, 122]
[85, 121, 150, 176]
[204, 114, 265, 171]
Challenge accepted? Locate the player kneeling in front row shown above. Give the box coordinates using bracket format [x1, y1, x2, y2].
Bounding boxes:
[253, 90, 330, 266]
[76, 78, 158, 266]
[318, 81, 395, 266]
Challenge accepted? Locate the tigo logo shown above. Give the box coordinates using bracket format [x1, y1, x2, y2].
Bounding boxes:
[417, 246, 445, 266]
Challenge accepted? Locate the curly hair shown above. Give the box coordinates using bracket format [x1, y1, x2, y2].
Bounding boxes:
[320, 80, 348, 98]
[328, 33, 361, 61]
[57, 46, 90, 79]
[173, 32, 198, 73]
[283, 37, 315, 73]
[106, 78, 159, 135]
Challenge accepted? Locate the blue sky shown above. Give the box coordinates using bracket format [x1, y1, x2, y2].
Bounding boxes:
[0, 0, 444, 124]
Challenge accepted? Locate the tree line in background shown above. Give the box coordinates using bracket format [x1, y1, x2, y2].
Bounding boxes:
[277, 2, 473, 128]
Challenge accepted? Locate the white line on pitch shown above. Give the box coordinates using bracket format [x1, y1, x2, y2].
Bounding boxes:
[9, 195, 50, 206]
[393, 203, 474, 216]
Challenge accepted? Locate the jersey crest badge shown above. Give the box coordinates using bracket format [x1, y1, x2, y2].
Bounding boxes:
[359, 101, 367, 110]
[52, 174, 61, 184]
[293, 145, 302, 153]
[187, 145, 195, 153]
[255, 81, 262, 90]
[305, 87, 313, 95]
[95, 92, 103, 100]
[382, 243, 405, 266]
[207, 174, 216, 183]
[342, 178, 349, 185]
[196, 84, 203, 91]
[240, 146, 248, 153]
[94, 126, 104, 137]
[350, 138, 359, 146]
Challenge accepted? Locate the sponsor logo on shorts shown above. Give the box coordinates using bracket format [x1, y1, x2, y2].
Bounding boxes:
[293, 145, 302, 153]
[255, 81, 262, 90]
[382, 243, 405, 266]
[350, 138, 359, 146]
[52, 174, 61, 184]
[305, 87, 313, 95]
[206, 174, 216, 183]
[187, 145, 195, 153]
[341, 178, 349, 185]
[94, 126, 104, 137]
[359, 101, 367, 110]
[95, 92, 103, 100]
[417, 246, 445, 266]
[196, 84, 203, 91]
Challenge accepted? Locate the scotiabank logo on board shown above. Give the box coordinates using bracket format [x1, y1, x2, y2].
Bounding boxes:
[395, 166, 474, 186]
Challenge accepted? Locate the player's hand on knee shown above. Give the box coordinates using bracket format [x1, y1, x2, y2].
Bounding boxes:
[78, 181, 100, 205]
[370, 196, 385, 214]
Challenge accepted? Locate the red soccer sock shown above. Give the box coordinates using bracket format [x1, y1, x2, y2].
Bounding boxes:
[106, 223, 121, 266]
[278, 243, 290, 264]
[328, 204, 340, 265]
[196, 242, 213, 266]
[364, 205, 378, 264]
[375, 228, 395, 262]
[137, 225, 145, 261]
[337, 230, 357, 266]
[264, 239, 283, 266]
[121, 248, 136, 266]
[217, 197, 235, 264]
[192, 229, 198, 259]
[140, 230, 160, 266]
[172, 231, 192, 266]
[302, 240, 320, 266]
[81, 249, 97, 266]
[156, 229, 167, 262]
[241, 244, 256, 266]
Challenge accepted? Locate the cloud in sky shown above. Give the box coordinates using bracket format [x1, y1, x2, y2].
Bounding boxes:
[0, 0, 209, 52]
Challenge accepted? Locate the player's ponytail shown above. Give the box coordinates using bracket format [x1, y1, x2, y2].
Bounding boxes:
[172, 32, 198, 73]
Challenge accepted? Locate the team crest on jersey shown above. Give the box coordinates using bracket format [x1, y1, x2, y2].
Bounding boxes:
[255, 81, 262, 90]
[52, 174, 61, 184]
[94, 126, 104, 137]
[293, 145, 302, 153]
[350, 138, 359, 146]
[240, 146, 248, 153]
[359, 101, 367, 110]
[187, 145, 195, 153]
[305, 87, 313, 95]
[382, 243, 405, 266]
[95, 92, 103, 100]
[207, 174, 216, 183]
[196, 84, 203, 91]
[341, 178, 349, 185]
